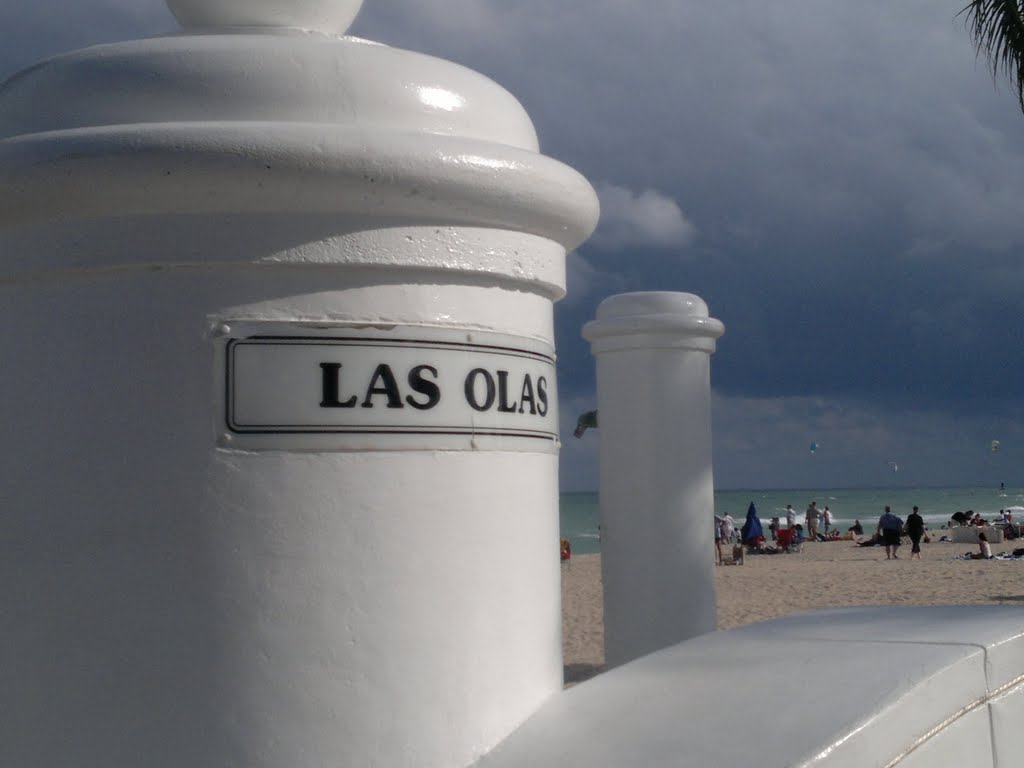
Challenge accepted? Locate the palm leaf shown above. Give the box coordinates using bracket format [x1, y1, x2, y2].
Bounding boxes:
[960, 0, 1024, 112]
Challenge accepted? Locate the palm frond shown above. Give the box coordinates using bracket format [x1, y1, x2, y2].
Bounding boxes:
[960, 0, 1024, 112]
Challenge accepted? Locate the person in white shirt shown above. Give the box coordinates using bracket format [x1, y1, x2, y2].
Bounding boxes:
[785, 504, 796, 529]
[720, 513, 736, 544]
[969, 532, 993, 560]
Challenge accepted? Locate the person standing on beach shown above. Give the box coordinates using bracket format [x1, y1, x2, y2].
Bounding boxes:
[822, 506, 833, 536]
[785, 504, 796, 530]
[877, 506, 904, 560]
[906, 505, 925, 560]
[805, 501, 821, 540]
[721, 512, 736, 544]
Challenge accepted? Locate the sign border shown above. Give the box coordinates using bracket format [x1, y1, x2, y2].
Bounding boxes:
[224, 334, 558, 442]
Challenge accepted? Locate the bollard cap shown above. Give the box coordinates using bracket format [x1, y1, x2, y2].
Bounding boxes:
[582, 291, 724, 354]
[595, 291, 710, 321]
[0, 0, 598, 285]
[166, 0, 364, 33]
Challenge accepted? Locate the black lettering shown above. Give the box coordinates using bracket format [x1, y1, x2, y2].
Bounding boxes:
[518, 374, 537, 415]
[361, 364, 404, 409]
[406, 365, 440, 410]
[536, 376, 549, 416]
[319, 363, 358, 408]
[465, 368, 495, 411]
[496, 370, 517, 413]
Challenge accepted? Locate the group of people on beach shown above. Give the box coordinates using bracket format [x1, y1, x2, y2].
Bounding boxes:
[868, 505, 925, 560]
[762, 502, 844, 544]
[716, 501, 842, 562]
[715, 501, 932, 562]
[817, 504, 940, 560]
[716, 500, 1011, 563]
[949, 508, 1019, 538]
[714, 503, 769, 563]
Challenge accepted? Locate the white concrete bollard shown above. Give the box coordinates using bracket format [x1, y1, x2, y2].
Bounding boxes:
[0, 1, 598, 766]
[582, 292, 724, 668]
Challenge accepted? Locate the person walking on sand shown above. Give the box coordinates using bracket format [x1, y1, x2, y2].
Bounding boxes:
[906, 505, 925, 560]
[877, 505, 903, 560]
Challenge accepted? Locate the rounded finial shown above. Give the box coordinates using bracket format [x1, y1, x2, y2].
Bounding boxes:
[166, 0, 364, 33]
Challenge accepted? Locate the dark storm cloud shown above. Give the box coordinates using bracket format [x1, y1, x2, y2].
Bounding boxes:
[6, 0, 1024, 487]
[352, 2, 1024, 407]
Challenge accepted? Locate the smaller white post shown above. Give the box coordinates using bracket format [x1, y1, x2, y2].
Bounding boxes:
[582, 292, 724, 668]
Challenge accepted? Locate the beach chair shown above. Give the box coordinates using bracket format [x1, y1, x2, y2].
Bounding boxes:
[776, 528, 801, 553]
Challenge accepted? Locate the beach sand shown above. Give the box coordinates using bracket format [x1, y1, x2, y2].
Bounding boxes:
[561, 536, 1024, 683]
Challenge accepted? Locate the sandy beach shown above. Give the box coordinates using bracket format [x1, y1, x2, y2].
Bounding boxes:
[561, 536, 1024, 682]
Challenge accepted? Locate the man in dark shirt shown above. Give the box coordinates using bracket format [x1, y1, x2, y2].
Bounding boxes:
[906, 505, 925, 560]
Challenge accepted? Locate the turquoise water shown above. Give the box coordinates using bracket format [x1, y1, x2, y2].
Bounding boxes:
[559, 486, 1023, 555]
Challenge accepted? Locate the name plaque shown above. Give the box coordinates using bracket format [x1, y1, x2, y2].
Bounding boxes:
[219, 324, 559, 452]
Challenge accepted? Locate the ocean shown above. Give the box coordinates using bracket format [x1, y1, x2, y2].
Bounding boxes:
[559, 486, 1024, 555]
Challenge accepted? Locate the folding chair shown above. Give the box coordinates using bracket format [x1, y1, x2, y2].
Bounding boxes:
[776, 528, 801, 553]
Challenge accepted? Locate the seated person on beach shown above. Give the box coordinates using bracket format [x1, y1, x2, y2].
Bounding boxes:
[950, 511, 970, 526]
[848, 519, 864, 535]
[967, 532, 993, 560]
[792, 524, 806, 544]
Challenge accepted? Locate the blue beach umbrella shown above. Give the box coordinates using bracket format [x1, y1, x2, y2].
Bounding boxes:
[741, 502, 764, 544]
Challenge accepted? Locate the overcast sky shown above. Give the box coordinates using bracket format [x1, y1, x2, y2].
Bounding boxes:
[4, 0, 1024, 491]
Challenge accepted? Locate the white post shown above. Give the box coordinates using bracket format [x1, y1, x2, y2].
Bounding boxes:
[582, 292, 724, 668]
[0, 2, 598, 766]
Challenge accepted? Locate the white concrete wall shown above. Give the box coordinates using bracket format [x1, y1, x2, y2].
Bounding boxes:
[474, 606, 1024, 768]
